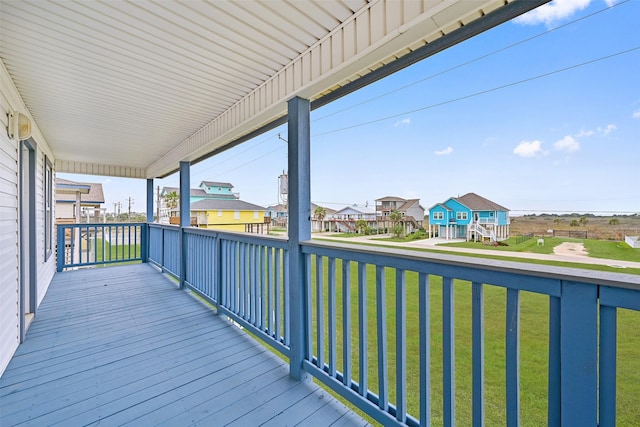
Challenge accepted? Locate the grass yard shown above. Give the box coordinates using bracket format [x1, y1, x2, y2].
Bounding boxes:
[438, 237, 640, 263]
[95, 238, 141, 265]
[308, 257, 640, 426]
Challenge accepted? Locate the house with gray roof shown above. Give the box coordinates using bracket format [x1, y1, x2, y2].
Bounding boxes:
[427, 193, 510, 241]
[55, 178, 105, 223]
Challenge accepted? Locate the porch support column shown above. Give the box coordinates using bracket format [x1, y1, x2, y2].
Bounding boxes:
[142, 178, 154, 262]
[179, 161, 190, 289]
[287, 96, 311, 381]
[146, 179, 154, 223]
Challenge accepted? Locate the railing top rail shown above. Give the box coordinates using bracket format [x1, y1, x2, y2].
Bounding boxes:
[302, 240, 640, 291]
[149, 222, 289, 248]
[57, 222, 145, 227]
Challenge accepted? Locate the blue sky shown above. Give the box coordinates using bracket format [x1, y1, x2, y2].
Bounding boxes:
[60, 0, 640, 216]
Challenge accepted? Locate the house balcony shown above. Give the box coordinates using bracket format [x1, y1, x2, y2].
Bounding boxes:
[2, 222, 639, 425]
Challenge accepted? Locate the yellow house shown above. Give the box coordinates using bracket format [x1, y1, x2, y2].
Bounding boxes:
[191, 199, 267, 233]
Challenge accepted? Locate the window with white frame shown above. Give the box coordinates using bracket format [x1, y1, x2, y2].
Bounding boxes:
[433, 212, 444, 220]
[254, 211, 259, 219]
[456, 212, 468, 220]
[234, 211, 240, 219]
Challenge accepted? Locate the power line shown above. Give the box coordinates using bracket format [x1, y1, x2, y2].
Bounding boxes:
[311, 0, 629, 123]
[314, 45, 640, 137]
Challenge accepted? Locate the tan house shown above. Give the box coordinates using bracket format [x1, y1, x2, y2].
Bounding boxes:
[55, 178, 105, 223]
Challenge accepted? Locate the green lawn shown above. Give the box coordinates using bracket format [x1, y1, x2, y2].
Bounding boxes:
[308, 256, 640, 426]
[439, 237, 640, 262]
[95, 238, 141, 265]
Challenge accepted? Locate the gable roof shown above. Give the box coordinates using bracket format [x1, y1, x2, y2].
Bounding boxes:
[334, 205, 376, 215]
[161, 186, 237, 199]
[375, 196, 406, 203]
[200, 181, 233, 188]
[455, 193, 509, 211]
[428, 202, 453, 212]
[398, 199, 423, 211]
[190, 199, 265, 211]
[55, 178, 105, 204]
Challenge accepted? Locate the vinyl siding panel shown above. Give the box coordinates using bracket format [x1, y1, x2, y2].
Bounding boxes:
[0, 92, 20, 377]
[1, 61, 57, 376]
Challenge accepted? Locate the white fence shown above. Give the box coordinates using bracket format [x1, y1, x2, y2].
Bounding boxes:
[625, 235, 640, 248]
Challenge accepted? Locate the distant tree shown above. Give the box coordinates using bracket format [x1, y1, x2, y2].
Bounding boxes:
[163, 191, 179, 209]
[553, 218, 562, 224]
[356, 219, 368, 234]
[570, 219, 579, 227]
[389, 210, 404, 238]
[609, 218, 620, 226]
[314, 206, 326, 221]
[579, 216, 589, 227]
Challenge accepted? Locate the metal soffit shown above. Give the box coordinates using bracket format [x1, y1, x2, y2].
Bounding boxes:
[0, 0, 547, 178]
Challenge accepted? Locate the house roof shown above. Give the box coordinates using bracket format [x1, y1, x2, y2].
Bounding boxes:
[428, 203, 453, 212]
[375, 196, 406, 203]
[161, 186, 237, 199]
[200, 181, 233, 188]
[55, 178, 105, 204]
[455, 193, 509, 211]
[0, 1, 545, 179]
[334, 205, 376, 215]
[398, 199, 423, 211]
[190, 199, 265, 211]
[311, 203, 337, 215]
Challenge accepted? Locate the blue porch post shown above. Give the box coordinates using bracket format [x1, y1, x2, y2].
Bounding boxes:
[287, 96, 311, 381]
[143, 178, 154, 262]
[146, 178, 154, 223]
[179, 161, 190, 289]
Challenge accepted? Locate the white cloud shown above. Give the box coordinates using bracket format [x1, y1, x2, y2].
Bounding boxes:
[514, 140, 544, 157]
[394, 118, 411, 127]
[434, 146, 453, 156]
[554, 135, 580, 152]
[575, 129, 595, 137]
[604, 0, 620, 6]
[514, 0, 590, 26]
[598, 124, 617, 135]
[634, 110, 640, 119]
[575, 124, 616, 138]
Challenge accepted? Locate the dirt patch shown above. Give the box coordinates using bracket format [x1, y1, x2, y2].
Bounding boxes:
[553, 242, 589, 257]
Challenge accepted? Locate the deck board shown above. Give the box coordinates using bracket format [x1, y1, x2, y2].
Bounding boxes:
[0, 263, 369, 426]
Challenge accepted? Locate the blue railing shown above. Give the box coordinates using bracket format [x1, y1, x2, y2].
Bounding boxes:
[148, 224, 290, 355]
[56, 223, 145, 271]
[59, 222, 640, 426]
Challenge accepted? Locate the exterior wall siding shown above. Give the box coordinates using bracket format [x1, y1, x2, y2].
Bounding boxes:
[197, 209, 265, 232]
[0, 93, 20, 376]
[1, 62, 57, 376]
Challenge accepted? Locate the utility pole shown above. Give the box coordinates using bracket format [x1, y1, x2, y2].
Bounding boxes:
[126, 197, 134, 219]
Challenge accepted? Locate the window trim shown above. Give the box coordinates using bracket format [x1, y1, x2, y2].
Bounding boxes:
[456, 211, 468, 221]
[433, 212, 444, 220]
[44, 155, 53, 261]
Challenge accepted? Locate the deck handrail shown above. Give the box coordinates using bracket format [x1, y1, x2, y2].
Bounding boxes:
[62, 222, 640, 425]
[56, 222, 145, 272]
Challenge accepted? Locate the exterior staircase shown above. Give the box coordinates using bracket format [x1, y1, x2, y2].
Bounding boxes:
[468, 222, 496, 242]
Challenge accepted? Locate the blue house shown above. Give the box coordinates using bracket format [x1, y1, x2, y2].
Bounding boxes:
[428, 193, 510, 241]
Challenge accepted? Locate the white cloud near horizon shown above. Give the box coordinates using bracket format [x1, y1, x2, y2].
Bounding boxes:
[434, 146, 453, 155]
[634, 110, 640, 119]
[554, 135, 580, 152]
[514, 140, 544, 157]
[514, 0, 590, 26]
[394, 118, 411, 127]
[575, 124, 617, 137]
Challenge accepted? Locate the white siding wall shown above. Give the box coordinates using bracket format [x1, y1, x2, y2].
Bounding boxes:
[0, 62, 56, 376]
[0, 91, 19, 377]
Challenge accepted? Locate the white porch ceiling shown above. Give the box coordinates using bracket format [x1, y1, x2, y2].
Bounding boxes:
[0, 0, 546, 179]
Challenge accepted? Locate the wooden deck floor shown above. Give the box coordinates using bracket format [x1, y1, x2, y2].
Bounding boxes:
[0, 263, 369, 426]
